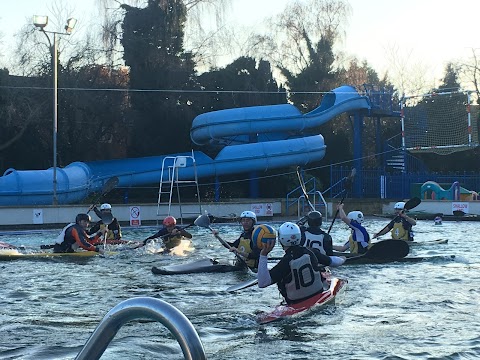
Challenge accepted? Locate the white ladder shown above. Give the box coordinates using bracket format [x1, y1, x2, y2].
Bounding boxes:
[156, 151, 202, 224]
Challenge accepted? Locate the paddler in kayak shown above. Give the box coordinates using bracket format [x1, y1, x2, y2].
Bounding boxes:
[373, 201, 416, 241]
[300, 210, 334, 255]
[53, 214, 106, 253]
[257, 222, 341, 304]
[332, 204, 371, 254]
[88, 203, 124, 244]
[143, 216, 192, 250]
[221, 211, 260, 271]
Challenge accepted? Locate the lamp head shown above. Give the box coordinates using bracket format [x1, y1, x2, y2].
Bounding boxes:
[65, 18, 77, 33]
[33, 15, 48, 29]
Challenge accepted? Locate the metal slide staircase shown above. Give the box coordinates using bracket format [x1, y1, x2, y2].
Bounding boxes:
[286, 177, 328, 221]
[385, 140, 428, 173]
[156, 151, 202, 224]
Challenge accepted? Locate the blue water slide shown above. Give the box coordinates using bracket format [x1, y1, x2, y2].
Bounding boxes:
[0, 85, 370, 205]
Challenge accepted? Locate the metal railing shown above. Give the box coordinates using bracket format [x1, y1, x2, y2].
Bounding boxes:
[75, 297, 206, 360]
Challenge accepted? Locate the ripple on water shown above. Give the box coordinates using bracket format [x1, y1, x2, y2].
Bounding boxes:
[0, 220, 479, 359]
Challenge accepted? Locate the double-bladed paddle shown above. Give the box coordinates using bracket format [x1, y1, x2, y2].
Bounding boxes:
[87, 177, 119, 215]
[296, 166, 316, 213]
[128, 217, 200, 250]
[194, 213, 250, 269]
[327, 168, 356, 234]
[99, 213, 115, 251]
[373, 197, 421, 238]
[296, 167, 356, 233]
[345, 239, 409, 263]
[226, 278, 259, 293]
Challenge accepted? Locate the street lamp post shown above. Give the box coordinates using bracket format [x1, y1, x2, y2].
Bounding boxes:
[33, 15, 77, 205]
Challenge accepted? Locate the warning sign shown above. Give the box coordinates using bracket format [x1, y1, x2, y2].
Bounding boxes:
[452, 202, 469, 214]
[251, 203, 274, 217]
[33, 209, 44, 224]
[129, 206, 141, 226]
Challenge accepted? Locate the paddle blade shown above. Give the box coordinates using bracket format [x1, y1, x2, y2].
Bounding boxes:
[102, 177, 119, 194]
[226, 278, 258, 293]
[102, 213, 114, 225]
[193, 214, 211, 228]
[404, 197, 421, 211]
[366, 240, 409, 259]
[344, 168, 356, 192]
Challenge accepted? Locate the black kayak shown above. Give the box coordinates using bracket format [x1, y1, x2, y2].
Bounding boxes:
[344, 254, 456, 265]
[151, 258, 244, 275]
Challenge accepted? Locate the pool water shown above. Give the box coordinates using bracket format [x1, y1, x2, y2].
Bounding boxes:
[0, 218, 478, 359]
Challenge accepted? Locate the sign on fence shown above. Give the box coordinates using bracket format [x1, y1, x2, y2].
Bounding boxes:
[452, 202, 469, 214]
[129, 206, 142, 226]
[251, 203, 274, 217]
[33, 209, 44, 224]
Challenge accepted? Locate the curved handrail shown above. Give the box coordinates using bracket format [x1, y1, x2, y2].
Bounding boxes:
[75, 297, 206, 360]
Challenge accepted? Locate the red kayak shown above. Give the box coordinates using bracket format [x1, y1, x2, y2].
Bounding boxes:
[256, 276, 347, 324]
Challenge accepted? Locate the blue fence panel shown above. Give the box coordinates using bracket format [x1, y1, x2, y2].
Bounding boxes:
[330, 167, 480, 199]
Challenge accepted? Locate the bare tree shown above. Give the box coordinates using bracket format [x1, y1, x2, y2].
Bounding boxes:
[383, 43, 435, 96]
[457, 47, 480, 99]
[246, 0, 351, 75]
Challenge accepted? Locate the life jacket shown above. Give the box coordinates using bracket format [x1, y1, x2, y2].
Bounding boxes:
[283, 252, 324, 303]
[164, 234, 182, 249]
[237, 234, 257, 269]
[55, 224, 82, 252]
[347, 222, 370, 254]
[55, 223, 75, 244]
[303, 230, 327, 255]
[97, 219, 121, 240]
[390, 218, 413, 241]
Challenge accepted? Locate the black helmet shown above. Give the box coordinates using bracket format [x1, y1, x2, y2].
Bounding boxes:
[76, 213, 92, 224]
[307, 210, 322, 227]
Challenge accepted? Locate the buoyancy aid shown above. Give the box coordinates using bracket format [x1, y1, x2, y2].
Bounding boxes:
[237, 235, 257, 269]
[391, 219, 411, 240]
[55, 224, 86, 252]
[55, 223, 75, 244]
[347, 223, 370, 254]
[283, 253, 324, 302]
[303, 231, 326, 255]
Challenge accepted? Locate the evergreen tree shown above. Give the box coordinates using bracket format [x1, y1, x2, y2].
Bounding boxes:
[121, 0, 198, 157]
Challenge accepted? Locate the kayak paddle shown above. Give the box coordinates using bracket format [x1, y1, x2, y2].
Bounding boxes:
[226, 278, 258, 293]
[86, 177, 119, 214]
[194, 212, 250, 269]
[327, 168, 356, 234]
[130, 218, 200, 250]
[296, 166, 316, 212]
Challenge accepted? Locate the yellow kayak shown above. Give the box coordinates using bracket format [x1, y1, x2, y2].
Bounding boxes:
[0, 249, 117, 261]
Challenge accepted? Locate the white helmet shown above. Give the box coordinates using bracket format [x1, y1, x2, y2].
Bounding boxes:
[100, 203, 112, 211]
[394, 202, 405, 210]
[278, 222, 302, 247]
[240, 211, 257, 223]
[347, 211, 364, 223]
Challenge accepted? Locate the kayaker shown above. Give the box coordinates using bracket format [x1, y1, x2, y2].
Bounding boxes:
[373, 201, 416, 241]
[223, 210, 260, 270]
[434, 215, 443, 225]
[143, 216, 192, 249]
[300, 210, 334, 255]
[332, 203, 371, 254]
[53, 214, 106, 253]
[88, 203, 123, 244]
[257, 222, 338, 304]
